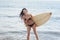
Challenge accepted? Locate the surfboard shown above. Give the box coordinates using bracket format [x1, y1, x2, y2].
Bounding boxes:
[32, 12, 52, 27]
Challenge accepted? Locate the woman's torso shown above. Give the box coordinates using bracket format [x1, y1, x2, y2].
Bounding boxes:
[22, 14, 34, 25]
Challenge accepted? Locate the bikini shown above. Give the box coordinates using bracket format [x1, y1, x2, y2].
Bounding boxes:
[24, 18, 35, 27]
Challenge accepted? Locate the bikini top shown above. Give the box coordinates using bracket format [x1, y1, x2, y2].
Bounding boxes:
[24, 17, 32, 21]
[24, 15, 32, 21]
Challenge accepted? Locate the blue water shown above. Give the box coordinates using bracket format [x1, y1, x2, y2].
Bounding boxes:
[0, 0, 60, 40]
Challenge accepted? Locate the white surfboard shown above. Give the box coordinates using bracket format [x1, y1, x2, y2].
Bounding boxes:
[32, 12, 52, 27]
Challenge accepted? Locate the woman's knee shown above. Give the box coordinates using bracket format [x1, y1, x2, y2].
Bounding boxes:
[27, 30, 30, 36]
[34, 30, 37, 35]
[32, 27, 37, 34]
[27, 26, 31, 34]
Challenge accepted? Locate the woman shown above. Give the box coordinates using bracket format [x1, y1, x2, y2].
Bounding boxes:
[20, 8, 39, 40]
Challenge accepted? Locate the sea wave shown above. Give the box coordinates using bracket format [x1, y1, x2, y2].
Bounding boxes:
[0, 31, 60, 40]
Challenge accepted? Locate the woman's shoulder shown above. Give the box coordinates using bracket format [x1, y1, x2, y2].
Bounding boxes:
[28, 13, 32, 16]
[28, 13, 33, 17]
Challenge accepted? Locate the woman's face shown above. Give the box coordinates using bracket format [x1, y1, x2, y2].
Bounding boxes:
[23, 9, 28, 14]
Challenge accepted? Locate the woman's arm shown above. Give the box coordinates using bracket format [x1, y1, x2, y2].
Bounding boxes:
[21, 17, 23, 19]
[21, 16, 24, 20]
[29, 14, 34, 19]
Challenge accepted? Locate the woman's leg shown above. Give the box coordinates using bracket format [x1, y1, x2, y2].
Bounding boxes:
[32, 24, 39, 40]
[27, 26, 31, 40]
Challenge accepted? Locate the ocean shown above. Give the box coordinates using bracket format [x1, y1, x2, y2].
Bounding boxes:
[0, 0, 60, 40]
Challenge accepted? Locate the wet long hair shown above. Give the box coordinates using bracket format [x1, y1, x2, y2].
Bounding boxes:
[20, 8, 27, 17]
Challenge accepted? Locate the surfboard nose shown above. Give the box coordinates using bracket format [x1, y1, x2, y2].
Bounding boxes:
[50, 12, 52, 15]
